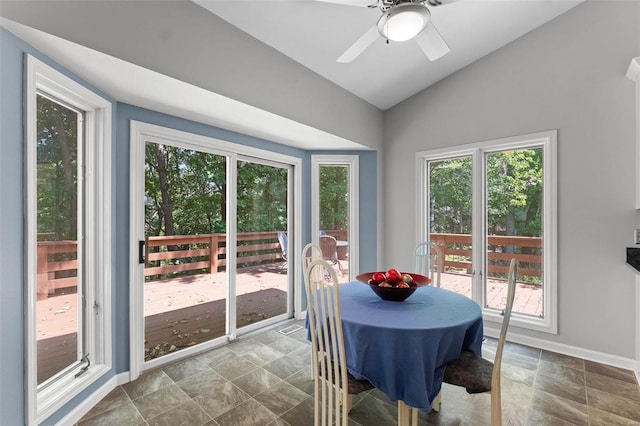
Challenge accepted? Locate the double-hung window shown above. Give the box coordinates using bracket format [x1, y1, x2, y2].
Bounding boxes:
[417, 131, 557, 334]
[24, 55, 112, 423]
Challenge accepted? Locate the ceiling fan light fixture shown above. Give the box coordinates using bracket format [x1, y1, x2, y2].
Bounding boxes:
[377, 3, 431, 42]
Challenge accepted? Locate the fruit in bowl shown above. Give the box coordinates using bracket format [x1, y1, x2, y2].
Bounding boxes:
[357, 270, 431, 302]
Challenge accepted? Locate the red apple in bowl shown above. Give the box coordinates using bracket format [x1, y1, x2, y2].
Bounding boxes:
[371, 272, 386, 284]
[385, 268, 402, 284]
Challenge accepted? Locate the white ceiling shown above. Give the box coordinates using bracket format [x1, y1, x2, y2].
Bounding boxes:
[194, 0, 583, 110]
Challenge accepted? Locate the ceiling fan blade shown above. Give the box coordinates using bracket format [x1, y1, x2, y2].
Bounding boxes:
[426, 0, 464, 7]
[415, 23, 450, 61]
[313, 0, 377, 7]
[337, 25, 379, 63]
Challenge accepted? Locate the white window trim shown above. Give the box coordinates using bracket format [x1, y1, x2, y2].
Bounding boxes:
[128, 121, 302, 380]
[24, 54, 112, 424]
[311, 155, 360, 282]
[416, 130, 557, 334]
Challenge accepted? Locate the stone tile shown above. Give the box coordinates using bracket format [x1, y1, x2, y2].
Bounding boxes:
[585, 360, 638, 385]
[212, 355, 259, 380]
[132, 382, 192, 420]
[279, 397, 315, 426]
[284, 367, 315, 395]
[227, 338, 265, 355]
[501, 362, 537, 387]
[504, 341, 541, 360]
[81, 386, 131, 420]
[502, 351, 539, 371]
[287, 328, 310, 344]
[265, 335, 310, 355]
[214, 398, 279, 426]
[287, 346, 312, 366]
[146, 399, 211, 426]
[587, 387, 640, 422]
[232, 368, 282, 397]
[197, 346, 237, 368]
[253, 329, 287, 345]
[428, 383, 491, 425]
[540, 350, 585, 371]
[526, 407, 580, 426]
[347, 394, 398, 426]
[163, 357, 211, 382]
[78, 401, 145, 426]
[588, 406, 640, 426]
[538, 360, 585, 386]
[534, 370, 587, 405]
[194, 381, 251, 419]
[122, 369, 174, 400]
[585, 371, 640, 402]
[241, 345, 285, 366]
[253, 380, 310, 416]
[530, 390, 588, 425]
[176, 369, 228, 398]
[263, 355, 307, 379]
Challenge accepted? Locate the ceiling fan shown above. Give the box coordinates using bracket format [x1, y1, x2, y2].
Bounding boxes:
[316, 0, 457, 63]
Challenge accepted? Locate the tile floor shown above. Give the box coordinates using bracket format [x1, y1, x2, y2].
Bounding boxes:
[78, 320, 640, 426]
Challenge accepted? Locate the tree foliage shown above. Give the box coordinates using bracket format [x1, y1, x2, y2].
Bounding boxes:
[36, 95, 78, 241]
[429, 148, 543, 238]
[319, 165, 348, 232]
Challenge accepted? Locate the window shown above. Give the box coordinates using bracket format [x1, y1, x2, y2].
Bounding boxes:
[417, 131, 557, 334]
[25, 55, 112, 423]
[311, 155, 359, 282]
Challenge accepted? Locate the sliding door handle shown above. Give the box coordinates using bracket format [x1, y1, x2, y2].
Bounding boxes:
[138, 240, 145, 264]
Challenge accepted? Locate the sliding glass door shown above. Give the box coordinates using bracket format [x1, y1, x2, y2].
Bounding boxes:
[419, 131, 556, 334]
[130, 122, 300, 375]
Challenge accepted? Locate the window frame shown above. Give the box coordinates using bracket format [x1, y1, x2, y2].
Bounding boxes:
[311, 155, 360, 281]
[416, 130, 557, 334]
[24, 54, 112, 423]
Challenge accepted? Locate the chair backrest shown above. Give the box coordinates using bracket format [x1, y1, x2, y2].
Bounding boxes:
[491, 258, 518, 426]
[414, 241, 442, 287]
[277, 231, 288, 259]
[319, 235, 339, 262]
[305, 259, 349, 426]
[302, 243, 322, 273]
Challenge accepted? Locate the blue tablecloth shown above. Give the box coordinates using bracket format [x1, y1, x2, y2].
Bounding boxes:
[336, 282, 483, 410]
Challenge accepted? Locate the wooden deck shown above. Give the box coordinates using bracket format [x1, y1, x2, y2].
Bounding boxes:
[36, 265, 540, 383]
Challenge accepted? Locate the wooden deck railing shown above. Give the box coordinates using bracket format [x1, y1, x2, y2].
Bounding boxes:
[430, 233, 542, 278]
[36, 230, 540, 297]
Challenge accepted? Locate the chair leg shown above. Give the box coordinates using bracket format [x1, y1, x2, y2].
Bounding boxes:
[431, 391, 441, 412]
[398, 400, 410, 425]
[345, 393, 353, 413]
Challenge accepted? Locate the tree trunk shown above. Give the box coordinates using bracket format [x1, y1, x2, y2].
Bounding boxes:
[155, 144, 177, 253]
[54, 113, 77, 239]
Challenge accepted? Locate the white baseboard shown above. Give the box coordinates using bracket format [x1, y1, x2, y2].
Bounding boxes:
[56, 372, 130, 426]
[483, 324, 639, 375]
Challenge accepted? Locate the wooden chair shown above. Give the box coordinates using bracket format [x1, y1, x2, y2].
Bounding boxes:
[414, 241, 442, 287]
[436, 258, 518, 426]
[302, 243, 322, 272]
[319, 235, 345, 276]
[305, 259, 374, 426]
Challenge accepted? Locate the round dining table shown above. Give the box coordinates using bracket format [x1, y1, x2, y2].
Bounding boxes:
[337, 281, 484, 412]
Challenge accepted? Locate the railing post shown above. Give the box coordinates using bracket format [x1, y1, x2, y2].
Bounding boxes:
[37, 243, 50, 300]
[209, 235, 219, 274]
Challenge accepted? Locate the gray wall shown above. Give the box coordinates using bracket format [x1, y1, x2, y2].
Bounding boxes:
[0, 0, 384, 150]
[0, 28, 378, 424]
[383, 1, 640, 357]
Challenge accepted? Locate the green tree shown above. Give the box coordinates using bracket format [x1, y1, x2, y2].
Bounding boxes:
[319, 166, 348, 231]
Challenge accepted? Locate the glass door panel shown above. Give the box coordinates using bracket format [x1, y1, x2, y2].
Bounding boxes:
[427, 156, 473, 297]
[35, 94, 83, 385]
[319, 165, 350, 282]
[144, 142, 227, 360]
[235, 159, 290, 330]
[484, 148, 544, 316]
